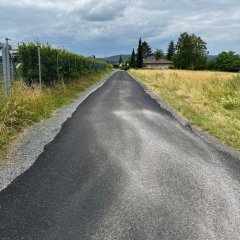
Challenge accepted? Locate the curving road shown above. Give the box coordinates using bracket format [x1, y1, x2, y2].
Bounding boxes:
[0, 71, 240, 239]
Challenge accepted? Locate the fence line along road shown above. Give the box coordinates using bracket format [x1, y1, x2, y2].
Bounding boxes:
[1, 38, 17, 96]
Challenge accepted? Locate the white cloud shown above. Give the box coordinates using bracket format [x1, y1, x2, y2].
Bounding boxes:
[0, 0, 239, 56]
[71, 0, 130, 21]
[0, 0, 69, 10]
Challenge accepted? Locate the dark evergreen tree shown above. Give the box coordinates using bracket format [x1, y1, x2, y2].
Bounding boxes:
[136, 38, 143, 68]
[166, 41, 175, 60]
[130, 48, 136, 68]
[142, 41, 152, 59]
[173, 32, 208, 70]
[119, 55, 123, 64]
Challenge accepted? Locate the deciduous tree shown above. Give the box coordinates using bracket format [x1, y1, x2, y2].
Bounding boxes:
[155, 49, 165, 60]
[173, 32, 208, 70]
[209, 51, 240, 72]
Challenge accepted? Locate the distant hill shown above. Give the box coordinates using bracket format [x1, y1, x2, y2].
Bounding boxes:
[98, 54, 130, 64]
[207, 55, 217, 61]
[99, 54, 217, 64]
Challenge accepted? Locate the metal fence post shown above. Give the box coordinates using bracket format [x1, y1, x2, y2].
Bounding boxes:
[57, 53, 59, 82]
[38, 46, 42, 86]
[68, 55, 70, 81]
[9, 50, 18, 81]
[2, 38, 11, 96]
[10, 54, 14, 82]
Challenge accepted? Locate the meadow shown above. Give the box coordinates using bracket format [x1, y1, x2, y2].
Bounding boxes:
[129, 69, 240, 151]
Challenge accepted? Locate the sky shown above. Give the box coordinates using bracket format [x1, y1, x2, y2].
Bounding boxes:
[0, 0, 239, 57]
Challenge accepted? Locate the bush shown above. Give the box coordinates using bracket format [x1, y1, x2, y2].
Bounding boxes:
[208, 51, 240, 72]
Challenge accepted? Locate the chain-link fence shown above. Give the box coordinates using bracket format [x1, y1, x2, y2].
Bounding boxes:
[0, 45, 4, 96]
[0, 39, 111, 97]
[0, 39, 17, 96]
[0, 60, 3, 81]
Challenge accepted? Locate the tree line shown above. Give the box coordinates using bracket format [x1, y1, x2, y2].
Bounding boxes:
[126, 32, 240, 72]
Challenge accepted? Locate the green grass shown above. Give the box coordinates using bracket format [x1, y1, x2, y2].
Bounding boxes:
[129, 69, 240, 152]
[0, 70, 111, 162]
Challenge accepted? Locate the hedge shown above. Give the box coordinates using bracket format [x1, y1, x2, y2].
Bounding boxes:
[17, 42, 111, 85]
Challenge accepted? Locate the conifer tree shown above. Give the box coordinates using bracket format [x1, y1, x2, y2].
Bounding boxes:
[119, 55, 123, 64]
[130, 48, 136, 68]
[136, 38, 143, 68]
[142, 41, 152, 59]
[166, 41, 175, 60]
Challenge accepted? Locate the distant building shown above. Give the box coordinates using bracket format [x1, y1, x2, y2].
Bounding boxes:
[143, 57, 174, 69]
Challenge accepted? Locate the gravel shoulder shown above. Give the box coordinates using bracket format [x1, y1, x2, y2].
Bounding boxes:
[0, 71, 115, 191]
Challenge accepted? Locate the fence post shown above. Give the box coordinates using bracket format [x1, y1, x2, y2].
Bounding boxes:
[68, 55, 70, 81]
[57, 52, 59, 82]
[2, 38, 11, 96]
[38, 46, 42, 86]
[10, 54, 14, 82]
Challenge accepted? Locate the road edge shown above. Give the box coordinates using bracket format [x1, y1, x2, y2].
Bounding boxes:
[0, 71, 116, 191]
[127, 71, 240, 161]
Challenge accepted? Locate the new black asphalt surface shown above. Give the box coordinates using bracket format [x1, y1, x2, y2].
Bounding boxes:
[1, 71, 240, 240]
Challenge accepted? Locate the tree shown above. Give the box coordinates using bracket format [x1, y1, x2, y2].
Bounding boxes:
[166, 41, 175, 60]
[130, 48, 136, 68]
[173, 32, 208, 70]
[142, 41, 152, 59]
[154, 49, 165, 60]
[136, 38, 143, 68]
[119, 55, 123, 64]
[211, 51, 240, 72]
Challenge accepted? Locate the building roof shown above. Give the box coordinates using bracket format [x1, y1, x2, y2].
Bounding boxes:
[143, 58, 173, 64]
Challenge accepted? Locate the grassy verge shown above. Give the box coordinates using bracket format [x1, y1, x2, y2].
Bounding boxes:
[129, 69, 240, 151]
[0, 70, 111, 161]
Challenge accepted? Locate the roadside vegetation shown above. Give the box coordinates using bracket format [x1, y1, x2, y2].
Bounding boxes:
[0, 42, 112, 162]
[0, 70, 111, 162]
[129, 69, 240, 151]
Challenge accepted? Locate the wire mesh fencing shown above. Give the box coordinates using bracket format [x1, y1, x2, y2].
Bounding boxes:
[0, 40, 111, 96]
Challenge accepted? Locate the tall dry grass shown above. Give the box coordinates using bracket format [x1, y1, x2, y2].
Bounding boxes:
[129, 69, 240, 151]
[0, 71, 110, 160]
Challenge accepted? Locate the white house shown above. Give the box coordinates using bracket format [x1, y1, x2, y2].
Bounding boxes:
[143, 57, 174, 69]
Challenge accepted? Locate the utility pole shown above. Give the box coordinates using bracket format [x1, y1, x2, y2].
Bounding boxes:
[2, 38, 11, 96]
[38, 46, 42, 86]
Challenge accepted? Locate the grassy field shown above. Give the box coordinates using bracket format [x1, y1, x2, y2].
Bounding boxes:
[129, 69, 240, 151]
[0, 70, 111, 161]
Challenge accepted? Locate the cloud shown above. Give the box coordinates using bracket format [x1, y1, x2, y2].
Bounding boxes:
[0, 0, 71, 10]
[71, 0, 129, 21]
[0, 0, 239, 56]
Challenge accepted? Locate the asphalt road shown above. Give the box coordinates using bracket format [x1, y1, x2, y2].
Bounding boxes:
[1, 71, 240, 240]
